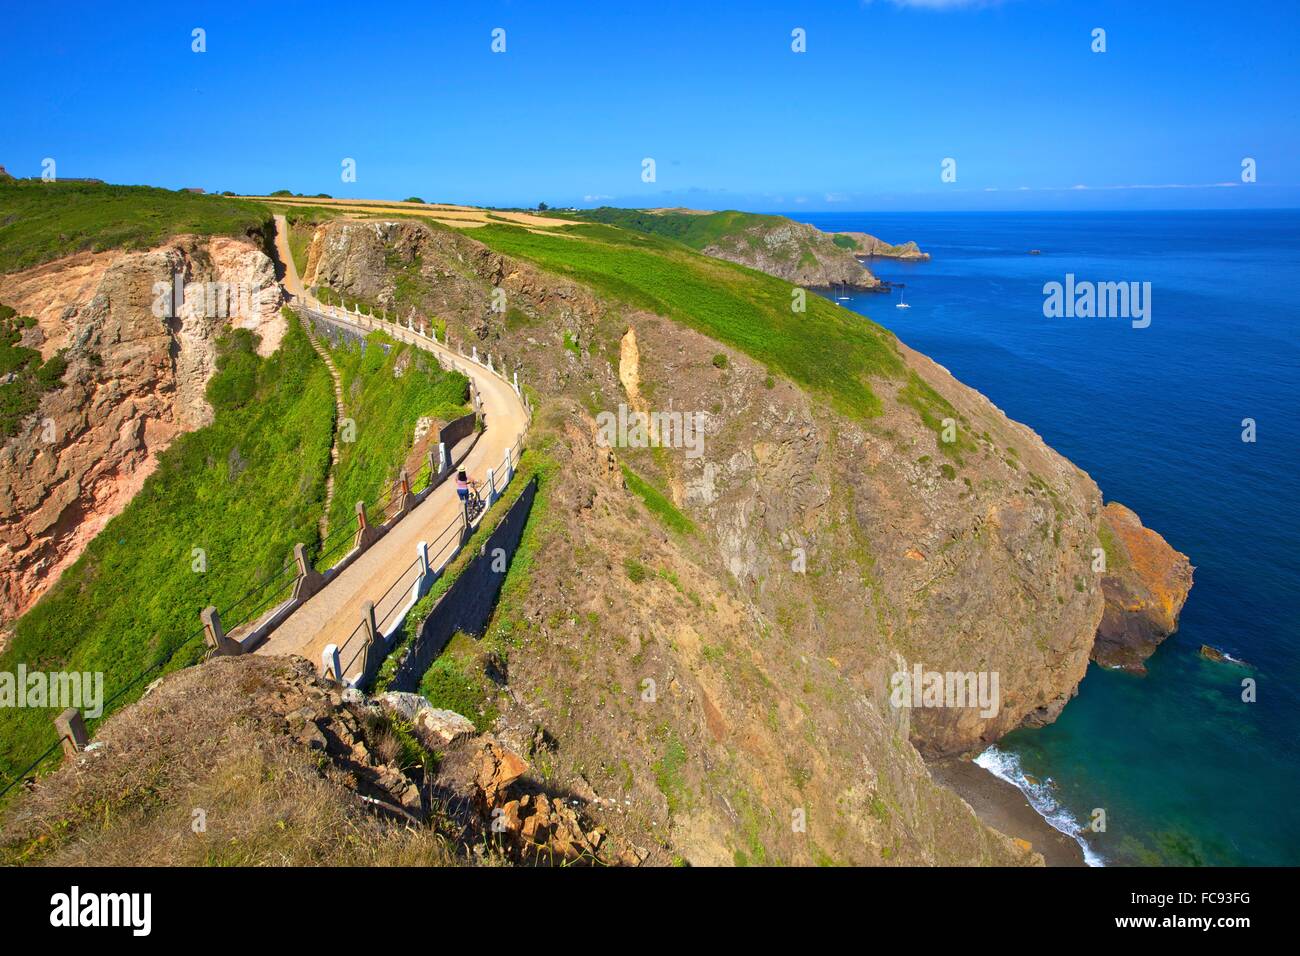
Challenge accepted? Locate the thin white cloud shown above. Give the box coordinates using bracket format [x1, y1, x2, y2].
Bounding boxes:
[877, 0, 1002, 9]
[983, 181, 1246, 193]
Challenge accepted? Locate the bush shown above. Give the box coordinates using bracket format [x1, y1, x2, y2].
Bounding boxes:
[31, 352, 67, 390]
[624, 558, 647, 583]
[206, 330, 261, 410]
[0, 302, 70, 437]
[711, 352, 729, 369]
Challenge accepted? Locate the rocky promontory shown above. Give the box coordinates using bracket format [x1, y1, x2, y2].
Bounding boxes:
[701, 218, 884, 290]
[1094, 502, 1195, 672]
[834, 231, 931, 261]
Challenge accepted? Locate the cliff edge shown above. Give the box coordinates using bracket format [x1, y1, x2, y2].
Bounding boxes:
[1094, 502, 1194, 672]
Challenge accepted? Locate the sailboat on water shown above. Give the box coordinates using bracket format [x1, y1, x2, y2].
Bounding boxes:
[896, 286, 911, 309]
[836, 281, 850, 301]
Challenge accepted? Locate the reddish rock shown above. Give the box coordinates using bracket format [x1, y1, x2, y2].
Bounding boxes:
[1093, 502, 1194, 672]
[475, 740, 528, 809]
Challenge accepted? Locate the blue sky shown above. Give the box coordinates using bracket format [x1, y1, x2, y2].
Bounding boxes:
[3, 0, 1297, 210]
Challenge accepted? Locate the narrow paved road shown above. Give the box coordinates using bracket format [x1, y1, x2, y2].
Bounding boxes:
[272, 214, 304, 296]
[257, 218, 529, 676]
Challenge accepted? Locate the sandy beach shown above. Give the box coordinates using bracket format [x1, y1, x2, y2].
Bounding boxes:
[929, 758, 1086, 867]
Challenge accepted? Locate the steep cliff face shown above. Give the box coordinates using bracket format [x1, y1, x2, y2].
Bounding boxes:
[615, 315, 1105, 758]
[296, 217, 1185, 862]
[307, 219, 1107, 747]
[1094, 502, 1194, 672]
[0, 237, 283, 628]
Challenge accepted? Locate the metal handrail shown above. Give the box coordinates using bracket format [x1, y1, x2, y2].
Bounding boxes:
[373, 556, 423, 631]
[218, 560, 299, 632]
[339, 618, 369, 676]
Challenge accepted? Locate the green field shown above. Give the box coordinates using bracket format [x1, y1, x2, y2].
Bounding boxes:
[469, 222, 904, 418]
[0, 180, 271, 273]
[324, 329, 469, 542]
[0, 317, 334, 787]
[574, 208, 787, 250]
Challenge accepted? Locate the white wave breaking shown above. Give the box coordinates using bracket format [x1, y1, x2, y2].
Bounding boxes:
[974, 745, 1106, 867]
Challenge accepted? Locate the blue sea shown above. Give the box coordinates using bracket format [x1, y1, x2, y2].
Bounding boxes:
[793, 210, 1300, 867]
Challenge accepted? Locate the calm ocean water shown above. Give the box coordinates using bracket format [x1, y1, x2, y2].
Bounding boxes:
[793, 210, 1300, 866]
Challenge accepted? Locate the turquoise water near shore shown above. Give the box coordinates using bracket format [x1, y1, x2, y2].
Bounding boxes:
[794, 210, 1300, 866]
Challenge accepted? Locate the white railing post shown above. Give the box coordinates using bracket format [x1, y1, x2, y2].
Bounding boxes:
[322, 643, 342, 683]
[472, 345, 478, 363]
[513, 370, 520, 396]
[486, 467, 497, 505]
[502, 446, 513, 485]
[438, 441, 449, 475]
[416, 541, 430, 599]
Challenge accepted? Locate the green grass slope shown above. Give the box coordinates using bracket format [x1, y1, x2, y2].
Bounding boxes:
[469, 222, 903, 418]
[0, 180, 271, 273]
[574, 208, 788, 250]
[324, 330, 469, 542]
[0, 317, 334, 787]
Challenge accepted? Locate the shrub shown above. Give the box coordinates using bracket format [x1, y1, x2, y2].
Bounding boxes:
[206, 330, 261, 410]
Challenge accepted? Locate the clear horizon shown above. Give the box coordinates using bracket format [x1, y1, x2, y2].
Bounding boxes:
[3, 0, 1297, 211]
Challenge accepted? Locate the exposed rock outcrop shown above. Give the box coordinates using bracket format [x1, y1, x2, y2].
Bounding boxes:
[701, 218, 883, 289]
[0, 654, 650, 867]
[0, 237, 282, 628]
[834, 231, 931, 261]
[1093, 502, 1194, 672]
[305, 219, 1110, 761]
[295, 216, 1193, 863]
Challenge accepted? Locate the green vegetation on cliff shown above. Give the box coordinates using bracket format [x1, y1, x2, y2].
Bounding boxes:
[0, 302, 67, 438]
[373, 445, 556, 720]
[324, 329, 469, 540]
[621, 463, 695, 536]
[0, 319, 334, 788]
[0, 180, 271, 273]
[469, 223, 904, 418]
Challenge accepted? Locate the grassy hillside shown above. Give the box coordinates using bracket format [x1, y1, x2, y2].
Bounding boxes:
[575, 208, 787, 250]
[324, 329, 469, 543]
[0, 317, 334, 788]
[0, 180, 271, 273]
[469, 222, 903, 418]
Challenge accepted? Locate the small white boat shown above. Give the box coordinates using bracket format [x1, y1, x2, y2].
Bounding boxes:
[896, 289, 911, 309]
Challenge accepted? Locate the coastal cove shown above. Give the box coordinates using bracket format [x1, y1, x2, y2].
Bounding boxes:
[798, 209, 1300, 867]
